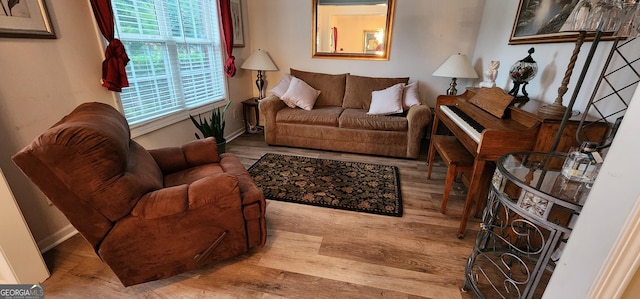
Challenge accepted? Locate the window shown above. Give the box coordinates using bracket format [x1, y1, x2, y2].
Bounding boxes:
[112, 0, 226, 134]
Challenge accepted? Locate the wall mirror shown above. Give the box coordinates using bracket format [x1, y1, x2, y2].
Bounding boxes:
[312, 0, 395, 60]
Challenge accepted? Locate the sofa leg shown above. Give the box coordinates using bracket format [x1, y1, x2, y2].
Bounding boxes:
[194, 230, 228, 264]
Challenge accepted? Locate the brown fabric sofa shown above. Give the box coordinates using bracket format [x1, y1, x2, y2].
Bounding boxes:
[260, 69, 432, 159]
[12, 102, 266, 286]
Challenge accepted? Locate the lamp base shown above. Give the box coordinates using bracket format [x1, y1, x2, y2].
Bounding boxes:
[256, 70, 266, 99]
[538, 102, 567, 119]
[508, 81, 530, 104]
[446, 78, 458, 95]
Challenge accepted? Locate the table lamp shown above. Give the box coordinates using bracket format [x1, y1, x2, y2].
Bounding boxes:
[432, 53, 478, 95]
[240, 49, 278, 99]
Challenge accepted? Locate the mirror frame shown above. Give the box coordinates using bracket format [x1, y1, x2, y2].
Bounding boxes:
[311, 0, 395, 60]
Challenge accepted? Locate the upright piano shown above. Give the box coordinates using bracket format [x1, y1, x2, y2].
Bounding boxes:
[429, 87, 609, 238]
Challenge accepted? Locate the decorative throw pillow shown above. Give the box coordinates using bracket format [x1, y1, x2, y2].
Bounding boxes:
[367, 83, 405, 115]
[402, 82, 421, 110]
[269, 74, 297, 108]
[343, 74, 409, 109]
[281, 77, 321, 111]
[269, 73, 291, 98]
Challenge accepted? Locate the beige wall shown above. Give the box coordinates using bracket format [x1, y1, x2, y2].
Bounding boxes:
[246, 0, 486, 107]
[0, 1, 253, 249]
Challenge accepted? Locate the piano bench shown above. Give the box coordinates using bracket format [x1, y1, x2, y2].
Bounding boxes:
[427, 135, 474, 214]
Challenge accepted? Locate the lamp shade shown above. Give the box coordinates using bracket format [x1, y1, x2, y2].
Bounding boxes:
[240, 49, 278, 71]
[432, 53, 478, 79]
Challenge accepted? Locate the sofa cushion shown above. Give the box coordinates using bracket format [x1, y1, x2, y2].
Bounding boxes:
[276, 106, 343, 127]
[281, 77, 321, 110]
[339, 108, 408, 131]
[342, 74, 409, 110]
[291, 68, 347, 107]
[368, 83, 405, 115]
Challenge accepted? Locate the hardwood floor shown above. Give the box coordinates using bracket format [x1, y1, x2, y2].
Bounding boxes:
[41, 132, 481, 298]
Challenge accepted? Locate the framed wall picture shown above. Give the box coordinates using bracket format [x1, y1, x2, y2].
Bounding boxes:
[0, 0, 55, 38]
[363, 30, 379, 54]
[230, 0, 244, 47]
[509, 0, 612, 45]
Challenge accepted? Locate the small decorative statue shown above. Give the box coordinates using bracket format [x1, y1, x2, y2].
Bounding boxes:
[479, 60, 500, 88]
[508, 48, 538, 104]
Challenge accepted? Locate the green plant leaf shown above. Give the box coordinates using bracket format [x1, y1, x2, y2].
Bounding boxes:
[190, 101, 232, 141]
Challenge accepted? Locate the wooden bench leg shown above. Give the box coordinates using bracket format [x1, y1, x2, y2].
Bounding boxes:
[441, 164, 457, 214]
[427, 145, 437, 179]
[457, 159, 486, 238]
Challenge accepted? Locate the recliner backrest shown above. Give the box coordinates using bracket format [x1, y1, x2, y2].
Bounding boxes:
[13, 102, 163, 250]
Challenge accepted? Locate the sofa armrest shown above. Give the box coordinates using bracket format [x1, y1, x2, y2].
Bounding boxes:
[406, 104, 431, 127]
[259, 95, 286, 114]
[259, 95, 286, 144]
[148, 137, 220, 174]
[131, 173, 240, 219]
[405, 104, 432, 159]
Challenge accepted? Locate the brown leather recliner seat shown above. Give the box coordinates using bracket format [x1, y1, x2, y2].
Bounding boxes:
[13, 102, 266, 286]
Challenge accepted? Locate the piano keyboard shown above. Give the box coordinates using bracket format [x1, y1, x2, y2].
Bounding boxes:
[440, 105, 484, 143]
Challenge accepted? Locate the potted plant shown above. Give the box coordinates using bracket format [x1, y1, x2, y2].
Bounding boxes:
[189, 101, 232, 153]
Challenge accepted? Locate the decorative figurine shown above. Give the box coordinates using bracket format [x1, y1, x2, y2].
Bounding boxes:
[479, 60, 500, 88]
[508, 48, 538, 104]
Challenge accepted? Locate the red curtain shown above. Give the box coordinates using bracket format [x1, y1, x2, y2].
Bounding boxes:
[90, 0, 129, 92]
[332, 27, 338, 53]
[219, 0, 236, 77]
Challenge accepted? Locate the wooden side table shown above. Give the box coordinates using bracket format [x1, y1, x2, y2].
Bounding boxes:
[241, 98, 261, 133]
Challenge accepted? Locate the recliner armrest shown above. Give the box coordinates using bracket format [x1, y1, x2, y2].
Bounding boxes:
[131, 173, 241, 219]
[187, 173, 241, 210]
[131, 185, 189, 219]
[148, 137, 220, 174]
[219, 153, 266, 207]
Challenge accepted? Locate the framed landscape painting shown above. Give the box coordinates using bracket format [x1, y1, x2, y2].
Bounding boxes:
[509, 0, 611, 44]
[0, 0, 55, 38]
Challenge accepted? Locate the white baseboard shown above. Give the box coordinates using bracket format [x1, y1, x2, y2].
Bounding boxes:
[37, 224, 77, 253]
[226, 127, 245, 143]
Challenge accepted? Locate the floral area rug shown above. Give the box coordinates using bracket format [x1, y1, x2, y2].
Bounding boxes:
[248, 153, 402, 217]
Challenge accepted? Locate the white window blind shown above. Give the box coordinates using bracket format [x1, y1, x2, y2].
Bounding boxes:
[112, 0, 226, 129]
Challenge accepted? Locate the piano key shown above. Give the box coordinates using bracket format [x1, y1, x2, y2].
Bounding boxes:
[448, 105, 486, 133]
[440, 105, 482, 143]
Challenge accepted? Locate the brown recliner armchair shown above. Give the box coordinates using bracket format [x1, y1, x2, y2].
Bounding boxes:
[12, 102, 266, 286]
